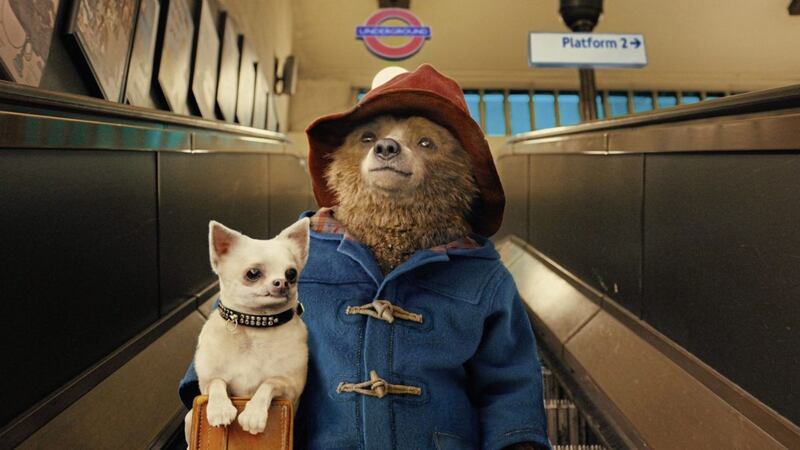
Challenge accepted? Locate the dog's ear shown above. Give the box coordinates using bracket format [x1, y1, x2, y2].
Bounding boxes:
[209, 221, 241, 273]
[278, 218, 310, 268]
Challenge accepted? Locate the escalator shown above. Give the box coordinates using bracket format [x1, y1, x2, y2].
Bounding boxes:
[495, 86, 800, 449]
[0, 82, 313, 450]
[4, 80, 800, 449]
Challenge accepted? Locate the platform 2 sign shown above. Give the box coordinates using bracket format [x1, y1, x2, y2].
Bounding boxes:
[528, 32, 647, 68]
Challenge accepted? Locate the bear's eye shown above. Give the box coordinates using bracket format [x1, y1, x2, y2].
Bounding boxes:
[418, 137, 434, 149]
[361, 132, 376, 144]
[245, 268, 261, 281]
[285, 268, 298, 283]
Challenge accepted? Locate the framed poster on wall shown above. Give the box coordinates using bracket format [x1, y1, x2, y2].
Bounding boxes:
[157, 0, 194, 115]
[0, 0, 60, 87]
[235, 38, 256, 127]
[216, 15, 238, 123]
[68, 0, 138, 102]
[125, 0, 160, 108]
[190, 0, 218, 120]
[251, 68, 268, 129]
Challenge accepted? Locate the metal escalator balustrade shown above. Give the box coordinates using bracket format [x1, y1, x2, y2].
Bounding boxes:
[495, 84, 800, 450]
[0, 81, 314, 450]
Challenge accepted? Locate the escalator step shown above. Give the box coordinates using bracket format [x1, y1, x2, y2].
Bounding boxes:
[543, 367, 560, 400]
[553, 446, 607, 450]
[557, 399, 569, 443]
[542, 359, 608, 447]
[568, 401, 580, 444]
[547, 400, 588, 445]
[546, 400, 558, 444]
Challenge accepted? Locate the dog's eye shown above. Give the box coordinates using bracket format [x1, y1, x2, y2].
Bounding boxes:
[418, 137, 434, 149]
[285, 268, 298, 283]
[361, 132, 376, 144]
[245, 268, 262, 281]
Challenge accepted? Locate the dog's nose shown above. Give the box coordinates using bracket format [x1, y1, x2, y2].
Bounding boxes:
[270, 278, 289, 296]
[374, 139, 400, 160]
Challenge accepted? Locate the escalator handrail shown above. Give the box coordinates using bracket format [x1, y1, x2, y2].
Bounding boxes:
[507, 83, 800, 145]
[0, 80, 289, 144]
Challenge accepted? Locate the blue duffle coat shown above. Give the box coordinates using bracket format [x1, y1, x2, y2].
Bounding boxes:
[179, 210, 550, 450]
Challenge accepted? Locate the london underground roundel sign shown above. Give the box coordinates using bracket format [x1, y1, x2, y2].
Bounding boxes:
[356, 8, 431, 60]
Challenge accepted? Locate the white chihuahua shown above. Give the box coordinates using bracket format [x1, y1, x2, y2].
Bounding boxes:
[185, 218, 309, 441]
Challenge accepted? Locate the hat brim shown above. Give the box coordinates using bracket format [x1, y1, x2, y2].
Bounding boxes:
[306, 88, 505, 237]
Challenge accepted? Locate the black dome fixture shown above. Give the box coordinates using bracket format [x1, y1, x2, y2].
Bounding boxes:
[558, 0, 604, 121]
[379, 0, 410, 8]
[559, 0, 604, 32]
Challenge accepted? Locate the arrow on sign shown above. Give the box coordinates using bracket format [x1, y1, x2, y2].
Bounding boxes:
[630, 38, 642, 48]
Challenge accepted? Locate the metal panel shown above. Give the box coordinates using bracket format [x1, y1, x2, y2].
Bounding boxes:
[528, 154, 643, 315]
[0, 299, 196, 448]
[495, 239, 525, 268]
[644, 153, 800, 426]
[198, 295, 217, 319]
[193, 132, 285, 154]
[565, 310, 785, 450]
[0, 111, 290, 155]
[495, 154, 529, 240]
[501, 239, 800, 449]
[0, 80, 289, 142]
[0, 149, 159, 427]
[0, 83, 292, 445]
[507, 84, 800, 145]
[18, 311, 205, 450]
[158, 152, 270, 314]
[0, 111, 190, 151]
[609, 110, 800, 153]
[512, 133, 606, 155]
[510, 109, 800, 155]
[507, 249, 600, 354]
[267, 154, 314, 236]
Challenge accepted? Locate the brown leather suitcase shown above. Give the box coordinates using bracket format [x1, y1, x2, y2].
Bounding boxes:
[188, 395, 294, 450]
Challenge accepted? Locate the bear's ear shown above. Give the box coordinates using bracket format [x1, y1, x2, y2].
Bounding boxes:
[278, 218, 310, 268]
[371, 66, 408, 89]
[209, 221, 241, 273]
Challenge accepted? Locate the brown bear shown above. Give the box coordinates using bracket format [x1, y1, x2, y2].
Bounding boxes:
[325, 114, 478, 273]
[298, 64, 549, 449]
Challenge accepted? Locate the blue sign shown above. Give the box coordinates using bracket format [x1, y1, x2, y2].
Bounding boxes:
[529, 32, 647, 68]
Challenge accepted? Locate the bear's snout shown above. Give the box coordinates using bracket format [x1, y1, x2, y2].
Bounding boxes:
[374, 138, 400, 161]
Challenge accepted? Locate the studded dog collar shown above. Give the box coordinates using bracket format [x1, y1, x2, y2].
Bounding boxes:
[218, 301, 304, 329]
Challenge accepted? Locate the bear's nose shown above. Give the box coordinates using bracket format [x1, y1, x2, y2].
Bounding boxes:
[374, 139, 400, 160]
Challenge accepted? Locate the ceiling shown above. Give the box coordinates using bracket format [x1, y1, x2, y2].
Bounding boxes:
[292, 0, 800, 91]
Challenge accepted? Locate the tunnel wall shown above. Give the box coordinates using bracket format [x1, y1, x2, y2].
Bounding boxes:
[33, 0, 293, 130]
[0, 83, 314, 444]
[497, 95, 800, 427]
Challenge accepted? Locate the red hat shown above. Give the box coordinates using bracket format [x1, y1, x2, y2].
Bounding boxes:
[305, 64, 505, 237]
